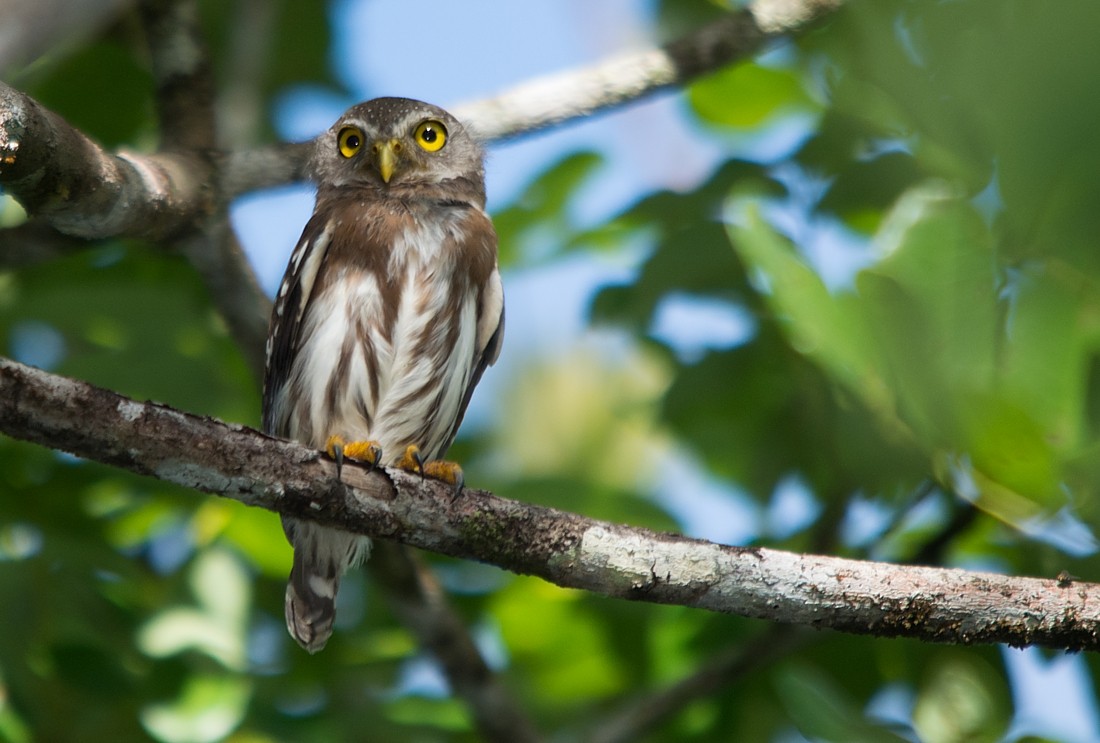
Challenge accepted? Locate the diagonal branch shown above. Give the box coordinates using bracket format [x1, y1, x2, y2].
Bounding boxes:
[223, 0, 844, 196]
[2, 355, 1098, 654]
[454, 0, 840, 141]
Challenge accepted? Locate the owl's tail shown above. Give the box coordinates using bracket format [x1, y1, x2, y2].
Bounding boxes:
[282, 517, 371, 653]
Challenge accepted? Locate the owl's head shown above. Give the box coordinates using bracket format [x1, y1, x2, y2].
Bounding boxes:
[312, 97, 485, 191]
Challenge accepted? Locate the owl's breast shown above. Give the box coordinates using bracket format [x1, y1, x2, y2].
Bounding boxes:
[279, 230, 481, 460]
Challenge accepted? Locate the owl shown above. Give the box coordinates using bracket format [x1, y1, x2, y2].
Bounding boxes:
[262, 97, 504, 653]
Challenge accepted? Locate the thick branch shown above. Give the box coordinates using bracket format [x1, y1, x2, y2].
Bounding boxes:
[2, 356, 1097, 653]
[0, 81, 208, 239]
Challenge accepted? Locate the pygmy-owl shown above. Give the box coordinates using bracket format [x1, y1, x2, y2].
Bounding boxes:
[262, 97, 504, 653]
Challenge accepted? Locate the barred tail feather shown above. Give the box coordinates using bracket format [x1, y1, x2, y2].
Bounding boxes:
[286, 559, 338, 654]
[282, 517, 371, 653]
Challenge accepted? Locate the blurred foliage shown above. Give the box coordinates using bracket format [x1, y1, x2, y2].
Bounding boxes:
[3, 0, 1100, 741]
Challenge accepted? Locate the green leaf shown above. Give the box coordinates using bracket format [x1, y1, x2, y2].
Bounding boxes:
[25, 42, 153, 147]
[492, 152, 604, 266]
[2, 246, 259, 422]
[690, 63, 815, 128]
[730, 209, 886, 415]
[492, 577, 626, 705]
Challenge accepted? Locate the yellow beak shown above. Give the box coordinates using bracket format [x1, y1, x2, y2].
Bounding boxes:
[375, 140, 400, 183]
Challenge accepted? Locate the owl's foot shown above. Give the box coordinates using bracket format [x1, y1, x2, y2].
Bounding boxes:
[398, 444, 465, 497]
[325, 435, 383, 479]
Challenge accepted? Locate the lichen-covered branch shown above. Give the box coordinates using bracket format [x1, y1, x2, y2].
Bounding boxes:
[1, 355, 1096, 653]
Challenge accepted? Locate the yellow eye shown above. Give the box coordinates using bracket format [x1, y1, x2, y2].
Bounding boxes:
[414, 120, 448, 152]
[338, 126, 363, 158]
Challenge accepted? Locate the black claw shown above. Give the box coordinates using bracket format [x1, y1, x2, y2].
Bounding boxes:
[331, 442, 345, 480]
[413, 448, 425, 478]
[368, 444, 383, 472]
[450, 473, 465, 502]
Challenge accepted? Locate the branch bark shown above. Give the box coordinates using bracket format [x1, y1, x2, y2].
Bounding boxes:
[2, 355, 1097, 653]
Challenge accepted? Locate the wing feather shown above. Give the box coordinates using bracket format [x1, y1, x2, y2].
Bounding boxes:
[262, 215, 333, 435]
[441, 265, 505, 453]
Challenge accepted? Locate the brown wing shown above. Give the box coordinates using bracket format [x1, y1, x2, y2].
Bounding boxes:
[262, 211, 334, 436]
[439, 265, 505, 455]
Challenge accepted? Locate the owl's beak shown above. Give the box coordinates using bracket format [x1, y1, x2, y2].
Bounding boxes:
[373, 139, 401, 183]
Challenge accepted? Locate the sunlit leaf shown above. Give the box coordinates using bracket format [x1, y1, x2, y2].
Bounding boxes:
[690, 63, 815, 128]
[139, 550, 249, 670]
[141, 674, 250, 743]
[492, 578, 625, 704]
[730, 209, 889, 417]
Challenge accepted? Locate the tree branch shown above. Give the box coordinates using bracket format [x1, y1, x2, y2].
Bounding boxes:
[2, 355, 1096, 653]
[221, 0, 844, 196]
[0, 81, 207, 239]
[454, 0, 840, 141]
[136, 0, 271, 379]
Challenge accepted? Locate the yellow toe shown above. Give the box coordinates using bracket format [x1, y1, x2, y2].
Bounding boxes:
[423, 460, 464, 489]
[343, 440, 383, 466]
[398, 444, 423, 475]
[325, 435, 346, 459]
[396, 445, 464, 492]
